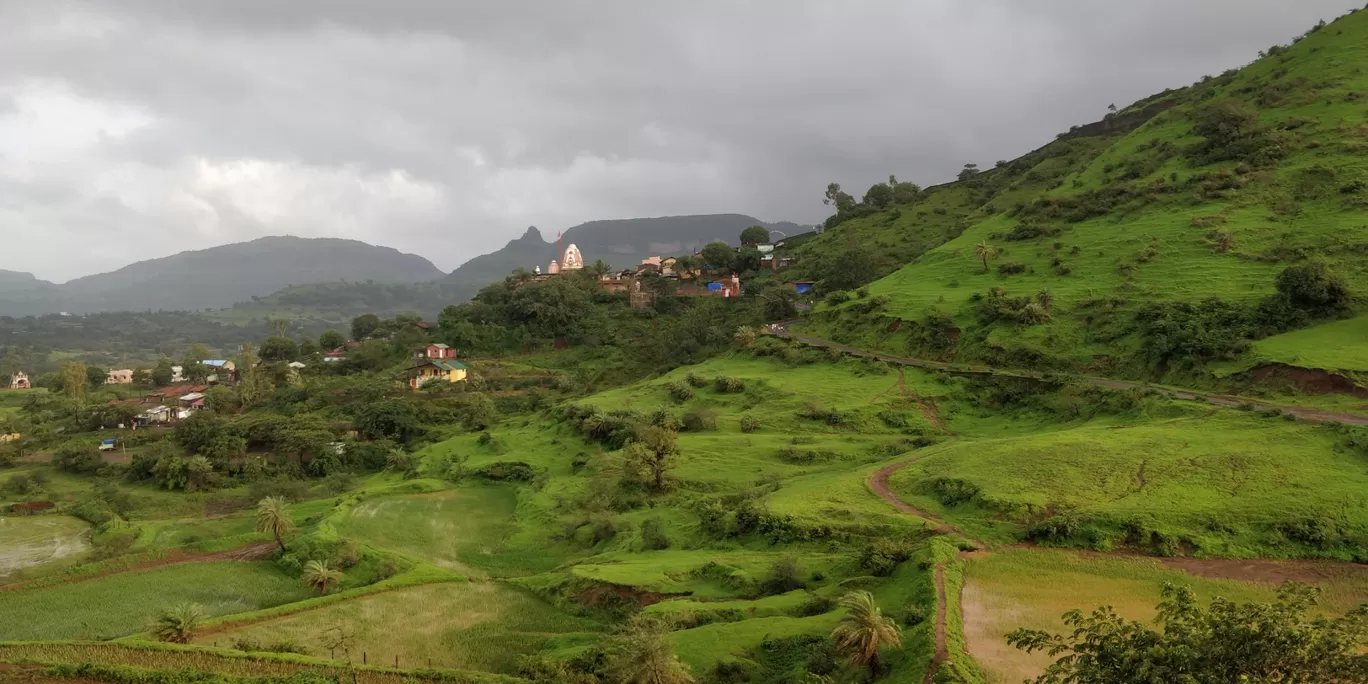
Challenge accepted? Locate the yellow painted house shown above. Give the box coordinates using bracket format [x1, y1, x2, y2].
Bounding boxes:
[408, 359, 468, 389]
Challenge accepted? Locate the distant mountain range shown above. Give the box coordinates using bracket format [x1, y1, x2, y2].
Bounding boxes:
[0, 236, 445, 317]
[1, 215, 801, 318]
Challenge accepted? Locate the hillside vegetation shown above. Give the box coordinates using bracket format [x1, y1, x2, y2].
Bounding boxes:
[10, 9, 1368, 684]
[803, 10, 1368, 395]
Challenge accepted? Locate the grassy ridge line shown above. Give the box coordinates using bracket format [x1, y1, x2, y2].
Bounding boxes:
[0, 643, 524, 683]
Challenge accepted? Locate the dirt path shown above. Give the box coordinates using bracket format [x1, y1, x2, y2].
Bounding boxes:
[0, 541, 275, 593]
[869, 459, 982, 684]
[922, 564, 949, 684]
[777, 331, 1368, 426]
[870, 461, 985, 550]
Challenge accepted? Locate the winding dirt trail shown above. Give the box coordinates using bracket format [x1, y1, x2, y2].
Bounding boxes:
[922, 564, 949, 684]
[777, 331, 1368, 426]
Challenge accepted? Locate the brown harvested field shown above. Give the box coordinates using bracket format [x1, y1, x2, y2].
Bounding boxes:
[962, 549, 1368, 683]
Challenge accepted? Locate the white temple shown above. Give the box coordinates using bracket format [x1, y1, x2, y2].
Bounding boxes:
[562, 244, 584, 270]
[547, 259, 561, 275]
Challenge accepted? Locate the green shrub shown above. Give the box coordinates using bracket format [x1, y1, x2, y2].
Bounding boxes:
[474, 461, 536, 481]
[859, 538, 915, 576]
[640, 516, 670, 550]
[714, 376, 746, 393]
[796, 593, 837, 617]
[739, 414, 760, 433]
[931, 478, 982, 507]
[903, 604, 929, 626]
[665, 382, 694, 403]
[686, 373, 709, 388]
[681, 408, 718, 432]
[759, 556, 806, 595]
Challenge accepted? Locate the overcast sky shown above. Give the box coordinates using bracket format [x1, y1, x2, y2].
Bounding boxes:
[0, 0, 1360, 282]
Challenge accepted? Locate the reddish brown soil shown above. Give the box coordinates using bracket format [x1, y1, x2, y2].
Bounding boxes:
[0, 541, 276, 593]
[1250, 364, 1368, 397]
[577, 583, 676, 609]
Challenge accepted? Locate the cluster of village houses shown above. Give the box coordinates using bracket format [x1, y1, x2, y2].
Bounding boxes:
[532, 241, 813, 308]
[2, 240, 815, 429]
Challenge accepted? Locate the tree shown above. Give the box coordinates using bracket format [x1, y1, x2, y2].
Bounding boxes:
[831, 591, 902, 678]
[355, 400, 425, 444]
[739, 225, 770, 246]
[205, 385, 238, 413]
[318, 329, 346, 352]
[603, 615, 695, 684]
[732, 247, 762, 274]
[269, 316, 292, 337]
[183, 343, 210, 365]
[974, 240, 998, 272]
[60, 362, 88, 403]
[235, 343, 268, 408]
[1007, 582, 1368, 684]
[259, 336, 300, 363]
[152, 603, 204, 643]
[255, 496, 295, 553]
[351, 314, 381, 342]
[85, 365, 107, 388]
[958, 163, 981, 181]
[298, 337, 318, 358]
[132, 368, 153, 388]
[817, 245, 876, 292]
[623, 426, 680, 492]
[823, 182, 857, 214]
[862, 182, 894, 209]
[151, 357, 175, 387]
[302, 560, 344, 595]
[699, 242, 735, 273]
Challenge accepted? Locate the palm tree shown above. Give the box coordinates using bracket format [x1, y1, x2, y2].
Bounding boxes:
[831, 591, 902, 678]
[974, 240, 998, 272]
[255, 496, 295, 553]
[153, 603, 204, 643]
[303, 559, 344, 595]
[1035, 288, 1054, 311]
[604, 616, 694, 684]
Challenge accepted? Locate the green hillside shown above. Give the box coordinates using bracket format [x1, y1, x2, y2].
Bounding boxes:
[803, 10, 1368, 390]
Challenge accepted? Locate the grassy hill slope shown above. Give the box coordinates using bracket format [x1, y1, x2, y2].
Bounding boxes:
[805, 8, 1368, 387]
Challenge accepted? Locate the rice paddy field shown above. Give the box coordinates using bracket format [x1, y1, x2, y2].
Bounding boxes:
[196, 581, 603, 674]
[963, 548, 1368, 683]
[0, 516, 90, 581]
[0, 562, 312, 641]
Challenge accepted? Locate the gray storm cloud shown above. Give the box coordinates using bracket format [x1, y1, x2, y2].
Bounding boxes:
[0, 0, 1359, 282]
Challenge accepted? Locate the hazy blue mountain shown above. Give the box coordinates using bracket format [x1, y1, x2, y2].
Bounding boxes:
[0, 237, 444, 316]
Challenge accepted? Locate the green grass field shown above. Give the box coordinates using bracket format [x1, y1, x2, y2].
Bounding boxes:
[334, 485, 563, 577]
[963, 548, 1368, 683]
[198, 581, 602, 674]
[886, 410, 1368, 557]
[0, 516, 91, 581]
[0, 562, 312, 641]
[1244, 314, 1368, 372]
